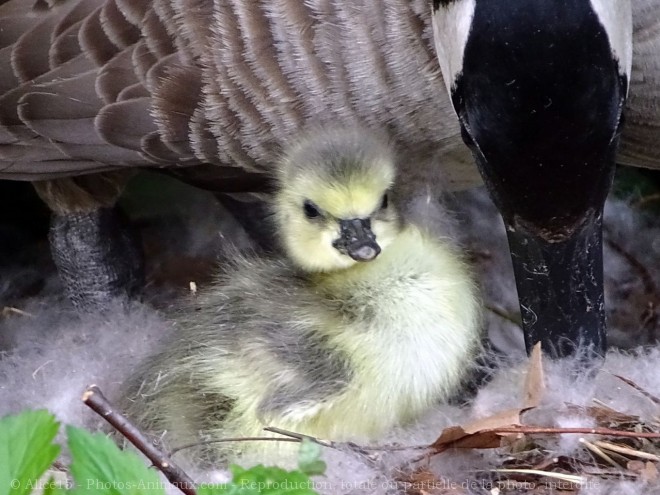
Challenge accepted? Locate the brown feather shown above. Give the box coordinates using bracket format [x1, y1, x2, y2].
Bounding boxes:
[2, 0, 659, 189]
[114, 0, 149, 27]
[0, 46, 20, 95]
[140, 130, 188, 163]
[95, 97, 157, 150]
[50, 21, 85, 68]
[13, 12, 72, 82]
[96, 47, 139, 104]
[142, 8, 175, 58]
[116, 82, 149, 101]
[169, 0, 212, 60]
[52, 0, 98, 38]
[619, 0, 660, 169]
[131, 39, 158, 87]
[79, 6, 120, 66]
[99, 0, 141, 49]
[151, 63, 200, 157]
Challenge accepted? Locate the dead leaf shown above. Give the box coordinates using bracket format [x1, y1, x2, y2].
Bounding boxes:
[627, 460, 646, 473]
[430, 342, 542, 456]
[566, 404, 641, 428]
[642, 462, 658, 483]
[464, 408, 525, 434]
[431, 409, 524, 452]
[523, 343, 545, 408]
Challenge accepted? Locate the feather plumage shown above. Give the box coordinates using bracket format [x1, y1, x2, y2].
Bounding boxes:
[0, 0, 479, 190]
[119, 127, 482, 465]
[4, 0, 659, 189]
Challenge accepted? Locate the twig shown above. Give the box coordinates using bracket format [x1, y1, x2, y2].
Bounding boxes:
[264, 426, 374, 459]
[32, 360, 53, 380]
[264, 426, 429, 453]
[264, 426, 334, 447]
[612, 374, 660, 406]
[359, 444, 429, 452]
[171, 426, 428, 460]
[1, 306, 35, 318]
[477, 426, 660, 439]
[490, 468, 585, 484]
[593, 440, 660, 462]
[82, 385, 197, 495]
[580, 438, 621, 468]
[485, 305, 523, 328]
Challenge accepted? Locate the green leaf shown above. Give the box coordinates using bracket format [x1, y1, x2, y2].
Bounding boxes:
[66, 426, 165, 495]
[197, 464, 319, 495]
[42, 476, 70, 495]
[0, 410, 61, 495]
[296, 440, 326, 477]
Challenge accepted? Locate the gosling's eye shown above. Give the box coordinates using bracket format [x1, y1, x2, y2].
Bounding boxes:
[380, 193, 388, 210]
[303, 200, 322, 219]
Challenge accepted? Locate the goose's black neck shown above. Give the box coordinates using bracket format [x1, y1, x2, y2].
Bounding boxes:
[449, 0, 628, 357]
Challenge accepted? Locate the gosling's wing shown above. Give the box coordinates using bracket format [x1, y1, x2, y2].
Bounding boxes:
[619, 0, 660, 170]
[0, 0, 478, 191]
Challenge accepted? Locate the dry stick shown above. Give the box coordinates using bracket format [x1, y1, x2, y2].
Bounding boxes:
[264, 426, 334, 447]
[82, 385, 197, 495]
[143, 425, 426, 459]
[1, 306, 34, 318]
[593, 440, 660, 462]
[264, 426, 374, 461]
[485, 305, 523, 328]
[264, 426, 429, 453]
[612, 374, 660, 406]
[460, 426, 660, 441]
[579, 438, 622, 469]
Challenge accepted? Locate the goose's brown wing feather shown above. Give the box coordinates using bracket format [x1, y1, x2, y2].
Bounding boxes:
[0, 0, 478, 191]
[619, 0, 660, 170]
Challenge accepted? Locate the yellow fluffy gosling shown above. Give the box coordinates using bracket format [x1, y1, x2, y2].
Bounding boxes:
[120, 127, 482, 464]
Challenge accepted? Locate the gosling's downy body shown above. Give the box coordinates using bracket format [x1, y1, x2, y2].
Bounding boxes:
[121, 128, 481, 464]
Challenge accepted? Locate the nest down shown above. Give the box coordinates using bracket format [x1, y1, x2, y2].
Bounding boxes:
[0, 174, 658, 494]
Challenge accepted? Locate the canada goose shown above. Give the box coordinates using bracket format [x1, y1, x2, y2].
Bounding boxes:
[1, 0, 659, 358]
[120, 127, 481, 463]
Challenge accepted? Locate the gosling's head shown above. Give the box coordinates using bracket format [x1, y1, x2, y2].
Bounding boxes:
[274, 127, 402, 273]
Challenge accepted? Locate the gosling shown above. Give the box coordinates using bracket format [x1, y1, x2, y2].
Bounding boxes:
[120, 127, 482, 464]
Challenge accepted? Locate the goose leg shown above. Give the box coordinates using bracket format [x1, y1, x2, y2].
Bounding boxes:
[33, 172, 144, 311]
